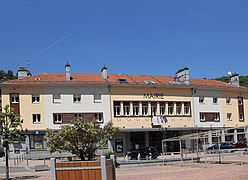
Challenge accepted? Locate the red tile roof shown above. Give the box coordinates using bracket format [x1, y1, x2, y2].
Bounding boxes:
[2, 73, 248, 91]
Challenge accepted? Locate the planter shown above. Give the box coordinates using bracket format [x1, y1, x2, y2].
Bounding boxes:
[50, 156, 116, 180]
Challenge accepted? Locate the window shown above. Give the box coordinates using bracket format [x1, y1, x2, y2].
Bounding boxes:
[240, 113, 244, 121]
[133, 102, 139, 116]
[151, 102, 157, 116]
[168, 102, 173, 115]
[184, 102, 190, 115]
[176, 102, 181, 115]
[226, 97, 231, 104]
[75, 113, 82, 119]
[142, 102, 148, 116]
[144, 80, 155, 85]
[33, 114, 41, 124]
[227, 113, 232, 121]
[95, 113, 104, 123]
[123, 102, 130, 116]
[114, 102, 120, 116]
[94, 94, 101, 103]
[200, 113, 205, 121]
[214, 113, 220, 121]
[73, 95, 81, 103]
[238, 97, 243, 105]
[11, 94, 19, 103]
[32, 95, 40, 103]
[160, 102, 165, 115]
[213, 97, 218, 104]
[53, 114, 62, 124]
[199, 97, 204, 104]
[118, 79, 128, 84]
[53, 94, 61, 103]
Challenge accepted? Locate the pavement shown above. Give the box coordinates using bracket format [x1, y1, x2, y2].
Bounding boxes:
[0, 151, 248, 180]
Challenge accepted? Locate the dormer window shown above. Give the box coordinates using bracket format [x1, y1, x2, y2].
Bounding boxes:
[144, 80, 155, 85]
[118, 79, 128, 84]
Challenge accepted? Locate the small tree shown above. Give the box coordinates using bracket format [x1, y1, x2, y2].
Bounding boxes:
[46, 118, 119, 161]
[0, 105, 23, 180]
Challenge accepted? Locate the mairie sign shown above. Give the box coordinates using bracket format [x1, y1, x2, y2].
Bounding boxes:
[143, 93, 164, 99]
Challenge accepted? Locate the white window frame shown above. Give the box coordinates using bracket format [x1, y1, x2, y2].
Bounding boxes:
[214, 113, 220, 121]
[200, 113, 206, 121]
[168, 102, 173, 115]
[239, 113, 244, 121]
[33, 114, 41, 124]
[226, 97, 231, 105]
[53, 94, 61, 103]
[114, 102, 120, 116]
[123, 102, 130, 116]
[142, 102, 148, 116]
[11, 94, 19, 103]
[53, 113, 62, 124]
[238, 97, 243, 105]
[176, 102, 181, 115]
[73, 95, 81, 103]
[133, 102, 139, 116]
[160, 102, 165, 115]
[94, 94, 102, 103]
[32, 95, 40, 104]
[151, 102, 157, 116]
[95, 113, 104, 123]
[213, 97, 218, 104]
[184, 102, 190, 115]
[199, 97, 204, 104]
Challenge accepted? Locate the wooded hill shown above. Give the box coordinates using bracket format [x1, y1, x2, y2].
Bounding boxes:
[215, 76, 248, 87]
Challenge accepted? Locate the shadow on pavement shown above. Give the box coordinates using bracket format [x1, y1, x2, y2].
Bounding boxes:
[0, 176, 40, 180]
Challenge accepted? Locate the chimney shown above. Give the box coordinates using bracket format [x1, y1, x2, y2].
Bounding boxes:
[175, 67, 190, 85]
[17, 67, 28, 79]
[230, 73, 239, 87]
[101, 65, 108, 79]
[65, 62, 71, 81]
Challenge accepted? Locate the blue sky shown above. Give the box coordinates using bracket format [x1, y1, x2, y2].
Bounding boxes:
[0, 0, 247, 79]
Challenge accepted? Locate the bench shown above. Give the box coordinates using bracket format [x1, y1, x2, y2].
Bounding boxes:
[34, 165, 49, 172]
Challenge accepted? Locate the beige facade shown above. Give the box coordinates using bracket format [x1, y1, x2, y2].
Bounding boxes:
[222, 90, 248, 128]
[1, 86, 46, 130]
[110, 86, 194, 129]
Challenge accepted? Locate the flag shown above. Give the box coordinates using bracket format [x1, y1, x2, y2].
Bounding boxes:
[160, 115, 167, 124]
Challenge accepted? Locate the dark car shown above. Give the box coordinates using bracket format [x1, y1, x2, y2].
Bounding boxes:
[127, 146, 159, 160]
[207, 142, 234, 151]
[233, 138, 247, 148]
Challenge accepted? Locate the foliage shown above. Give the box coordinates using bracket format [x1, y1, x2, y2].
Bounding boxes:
[46, 118, 119, 161]
[0, 105, 23, 180]
[0, 105, 23, 147]
[215, 75, 248, 87]
[0, 70, 17, 83]
[103, 151, 115, 159]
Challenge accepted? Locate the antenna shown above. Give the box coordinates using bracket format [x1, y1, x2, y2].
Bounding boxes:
[26, 60, 31, 69]
[227, 64, 232, 76]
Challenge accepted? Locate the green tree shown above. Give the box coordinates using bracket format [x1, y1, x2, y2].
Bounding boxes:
[46, 118, 119, 161]
[0, 105, 23, 180]
[215, 75, 248, 87]
[0, 70, 17, 83]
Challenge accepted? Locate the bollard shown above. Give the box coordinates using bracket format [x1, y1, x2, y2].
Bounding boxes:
[27, 158, 29, 166]
[125, 155, 129, 162]
[14, 157, 16, 166]
[137, 153, 140, 161]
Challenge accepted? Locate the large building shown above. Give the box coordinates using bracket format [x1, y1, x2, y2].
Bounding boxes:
[1, 64, 248, 157]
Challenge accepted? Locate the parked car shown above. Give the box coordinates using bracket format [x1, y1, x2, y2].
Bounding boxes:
[233, 138, 247, 148]
[0, 149, 5, 158]
[207, 142, 234, 151]
[127, 146, 159, 160]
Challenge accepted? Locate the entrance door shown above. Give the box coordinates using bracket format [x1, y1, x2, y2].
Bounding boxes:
[130, 132, 145, 150]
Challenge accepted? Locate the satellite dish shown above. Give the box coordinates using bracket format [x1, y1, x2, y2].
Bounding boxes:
[228, 71, 232, 76]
